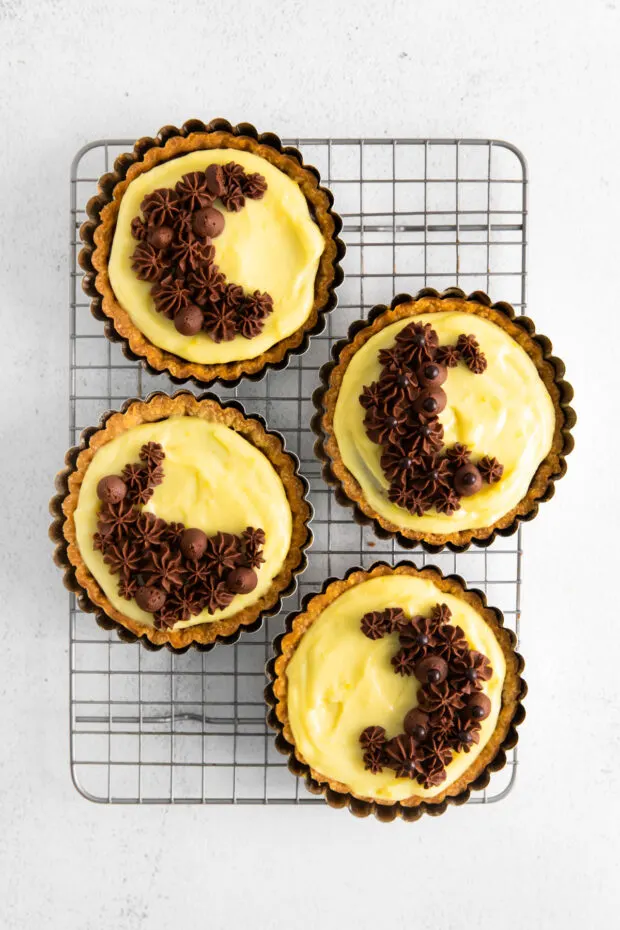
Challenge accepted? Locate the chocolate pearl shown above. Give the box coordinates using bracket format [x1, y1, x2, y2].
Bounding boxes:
[96, 475, 127, 504]
[414, 655, 448, 684]
[135, 585, 166, 613]
[147, 225, 174, 250]
[193, 206, 225, 239]
[454, 464, 483, 497]
[466, 668, 478, 683]
[457, 729, 473, 745]
[385, 415, 399, 428]
[205, 163, 225, 196]
[466, 692, 492, 721]
[180, 528, 208, 561]
[404, 708, 429, 741]
[174, 304, 204, 336]
[414, 387, 447, 417]
[417, 362, 447, 388]
[397, 373, 410, 388]
[226, 567, 258, 594]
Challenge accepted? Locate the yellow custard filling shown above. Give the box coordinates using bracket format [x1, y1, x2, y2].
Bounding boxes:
[74, 417, 292, 629]
[109, 149, 325, 364]
[333, 311, 555, 533]
[286, 575, 505, 801]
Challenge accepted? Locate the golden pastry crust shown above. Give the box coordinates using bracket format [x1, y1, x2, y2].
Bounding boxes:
[79, 118, 344, 386]
[313, 288, 576, 551]
[50, 391, 312, 651]
[266, 561, 526, 821]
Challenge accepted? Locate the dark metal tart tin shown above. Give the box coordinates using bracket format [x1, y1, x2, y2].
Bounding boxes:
[265, 560, 527, 822]
[311, 287, 576, 553]
[78, 118, 345, 389]
[49, 390, 313, 654]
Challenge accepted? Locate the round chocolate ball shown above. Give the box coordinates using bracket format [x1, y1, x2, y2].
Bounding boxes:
[192, 206, 225, 239]
[454, 463, 483, 497]
[174, 304, 204, 337]
[226, 567, 258, 594]
[147, 224, 174, 250]
[417, 361, 447, 388]
[180, 528, 208, 561]
[135, 585, 166, 613]
[96, 475, 127, 504]
[403, 708, 429, 741]
[414, 655, 448, 685]
[414, 387, 447, 418]
[457, 729, 474, 745]
[205, 163, 225, 197]
[466, 692, 492, 721]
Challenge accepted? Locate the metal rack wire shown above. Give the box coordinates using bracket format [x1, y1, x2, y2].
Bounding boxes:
[69, 137, 527, 804]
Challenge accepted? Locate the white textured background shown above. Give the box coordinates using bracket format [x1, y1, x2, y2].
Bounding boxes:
[0, 1, 618, 927]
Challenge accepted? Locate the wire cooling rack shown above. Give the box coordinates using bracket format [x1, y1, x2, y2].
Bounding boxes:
[69, 137, 527, 804]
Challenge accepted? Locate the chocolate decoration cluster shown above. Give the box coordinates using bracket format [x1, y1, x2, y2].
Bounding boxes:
[93, 442, 266, 630]
[130, 162, 273, 342]
[358, 602, 493, 789]
[359, 322, 504, 516]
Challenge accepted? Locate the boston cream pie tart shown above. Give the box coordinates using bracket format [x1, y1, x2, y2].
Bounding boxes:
[81, 118, 343, 385]
[267, 563, 525, 820]
[51, 392, 311, 650]
[314, 289, 574, 550]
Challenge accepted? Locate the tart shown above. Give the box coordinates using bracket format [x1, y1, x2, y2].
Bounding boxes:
[50, 392, 311, 650]
[80, 118, 344, 386]
[266, 562, 525, 821]
[313, 288, 575, 551]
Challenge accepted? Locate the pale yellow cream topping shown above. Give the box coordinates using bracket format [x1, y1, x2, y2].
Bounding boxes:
[109, 149, 325, 363]
[333, 311, 555, 533]
[74, 417, 292, 628]
[286, 575, 505, 801]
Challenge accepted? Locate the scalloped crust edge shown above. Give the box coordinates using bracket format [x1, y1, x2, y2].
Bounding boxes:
[49, 390, 313, 652]
[79, 118, 345, 388]
[265, 560, 527, 821]
[311, 287, 576, 553]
